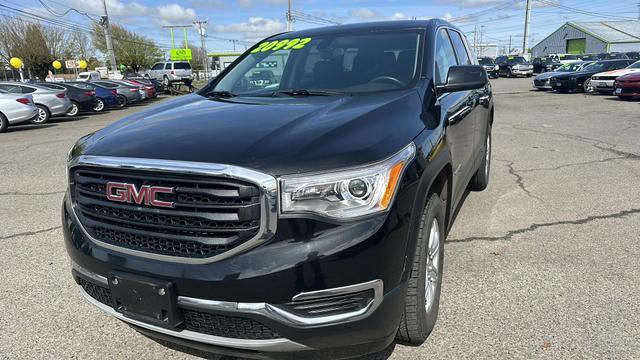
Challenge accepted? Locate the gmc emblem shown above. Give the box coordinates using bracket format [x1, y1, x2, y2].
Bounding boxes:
[106, 182, 175, 208]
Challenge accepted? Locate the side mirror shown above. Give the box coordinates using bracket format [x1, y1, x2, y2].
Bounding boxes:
[437, 65, 488, 93]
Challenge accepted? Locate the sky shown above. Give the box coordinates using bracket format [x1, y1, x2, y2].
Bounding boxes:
[2, 0, 640, 55]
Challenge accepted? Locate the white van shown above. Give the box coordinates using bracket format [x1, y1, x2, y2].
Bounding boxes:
[76, 71, 102, 81]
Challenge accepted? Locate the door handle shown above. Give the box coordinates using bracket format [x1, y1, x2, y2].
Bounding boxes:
[479, 95, 490, 106]
[447, 106, 472, 124]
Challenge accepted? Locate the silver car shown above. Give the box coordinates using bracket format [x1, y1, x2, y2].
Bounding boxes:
[0, 82, 72, 124]
[91, 80, 142, 107]
[0, 89, 38, 132]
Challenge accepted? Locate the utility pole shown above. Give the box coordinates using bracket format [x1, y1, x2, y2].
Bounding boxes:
[508, 35, 512, 54]
[100, 0, 117, 74]
[522, 0, 532, 57]
[193, 20, 209, 81]
[473, 26, 478, 55]
[229, 40, 239, 51]
[286, 0, 293, 31]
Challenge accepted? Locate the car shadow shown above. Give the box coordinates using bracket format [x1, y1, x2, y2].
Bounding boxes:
[3, 124, 58, 133]
[51, 116, 90, 123]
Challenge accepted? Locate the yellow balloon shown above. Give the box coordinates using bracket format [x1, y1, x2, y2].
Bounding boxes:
[9, 57, 22, 69]
[52, 60, 62, 70]
[78, 60, 88, 69]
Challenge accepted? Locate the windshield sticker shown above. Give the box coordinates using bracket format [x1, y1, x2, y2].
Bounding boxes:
[508, 56, 514, 60]
[251, 37, 313, 53]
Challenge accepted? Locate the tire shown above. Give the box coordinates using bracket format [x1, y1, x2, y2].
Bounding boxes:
[117, 95, 128, 107]
[0, 113, 8, 133]
[469, 125, 492, 191]
[93, 98, 105, 112]
[583, 79, 592, 93]
[66, 101, 79, 117]
[396, 193, 445, 345]
[507, 69, 513, 78]
[32, 105, 50, 124]
[162, 76, 170, 87]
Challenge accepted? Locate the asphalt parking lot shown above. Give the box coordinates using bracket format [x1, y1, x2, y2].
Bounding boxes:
[1, 78, 639, 359]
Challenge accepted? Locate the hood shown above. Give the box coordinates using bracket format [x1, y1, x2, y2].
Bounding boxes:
[79, 91, 426, 176]
[594, 68, 640, 77]
[535, 71, 566, 80]
[618, 72, 640, 81]
[555, 70, 597, 79]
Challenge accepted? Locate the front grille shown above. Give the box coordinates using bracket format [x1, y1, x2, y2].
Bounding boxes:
[78, 279, 280, 340]
[71, 168, 262, 259]
[595, 76, 616, 81]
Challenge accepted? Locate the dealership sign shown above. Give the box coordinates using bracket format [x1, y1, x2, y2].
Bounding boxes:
[170, 49, 192, 61]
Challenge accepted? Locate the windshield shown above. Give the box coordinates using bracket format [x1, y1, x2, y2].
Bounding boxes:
[78, 74, 88, 79]
[560, 54, 579, 60]
[208, 31, 422, 96]
[628, 61, 640, 69]
[582, 62, 608, 72]
[507, 57, 527, 64]
[478, 58, 494, 65]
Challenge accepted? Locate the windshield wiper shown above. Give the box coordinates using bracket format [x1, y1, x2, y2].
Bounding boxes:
[273, 89, 345, 97]
[205, 90, 237, 98]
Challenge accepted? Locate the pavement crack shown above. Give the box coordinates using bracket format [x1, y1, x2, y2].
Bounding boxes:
[0, 226, 62, 240]
[519, 156, 627, 172]
[448, 208, 640, 243]
[0, 191, 65, 196]
[504, 161, 541, 200]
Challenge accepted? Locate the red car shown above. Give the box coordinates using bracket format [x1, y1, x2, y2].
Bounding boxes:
[614, 72, 640, 99]
[122, 79, 157, 99]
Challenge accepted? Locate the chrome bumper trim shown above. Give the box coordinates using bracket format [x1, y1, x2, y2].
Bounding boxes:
[77, 285, 310, 352]
[66, 155, 278, 265]
[72, 262, 383, 329]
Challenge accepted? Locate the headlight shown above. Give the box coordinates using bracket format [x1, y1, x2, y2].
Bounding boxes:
[494, 65, 499, 70]
[592, 76, 599, 80]
[511, 66, 518, 70]
[280, 143, 416, 220]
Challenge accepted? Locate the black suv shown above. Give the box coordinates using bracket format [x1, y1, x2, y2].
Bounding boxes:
[63, 20, 493, 360]
[495, 55, 534, 77]
[478, 57, 499, 78]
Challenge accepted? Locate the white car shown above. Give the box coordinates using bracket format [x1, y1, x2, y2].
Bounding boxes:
[548, 53, 582, 65]
[144, 61, 193, 86]
[0, 89, 38, 132]
[591, 61, 640, 94]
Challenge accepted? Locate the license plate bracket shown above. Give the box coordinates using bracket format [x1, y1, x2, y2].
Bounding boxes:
[108, 271, 182, 328]
[616, 88, 622, 94]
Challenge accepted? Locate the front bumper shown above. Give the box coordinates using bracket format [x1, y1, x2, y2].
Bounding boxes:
[614, 85, 640, 97]
[591, 79, 615, 93]
[533, 79, 552, 89]
[62, 176, 412, 359]
[552, 79, 580, 92]
[511, 69, 533, 77]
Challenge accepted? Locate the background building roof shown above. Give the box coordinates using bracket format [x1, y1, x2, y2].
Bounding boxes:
[569, 21, 640, 44]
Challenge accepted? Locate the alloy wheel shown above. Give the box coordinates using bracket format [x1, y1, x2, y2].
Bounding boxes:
[35, 108, 47, 123]
[425, 219, 441, 314]
[67, 103, 79, 117]
[93, 99, 105, 112]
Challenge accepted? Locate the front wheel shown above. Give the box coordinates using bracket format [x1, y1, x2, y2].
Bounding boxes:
[117, 95, 128, 108]
[162, 76, 170, 87]
[93, 98, 105, 112]
[469, 126, 491, 191]
[32, 105, 50, 124]
[583, 79, 593, 93]
[396, 193, 445, 345]
[0, 113, 8, 132]
[66, 101, 79, 117]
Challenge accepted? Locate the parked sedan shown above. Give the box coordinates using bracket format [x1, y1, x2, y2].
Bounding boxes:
[37, 83, 97, 116]
[0, 89, 38, 132]
[0, 82, 71, 124]
[495, 55, 534, 77]
[478, 57, 499, 78]
[550, 59, 635, 93]
[614, 72, 640, 99]
[67, 82, 120, 111]
[91, 80, 142, 107]
[111, 80, 148, 101]
[121, 79, 157, 99]
[590, 61, 640, 94]
[533, 61, 593, 90]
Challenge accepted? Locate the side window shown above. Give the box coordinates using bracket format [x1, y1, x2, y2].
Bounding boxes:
[20, 86, 36, 93]
[448, 30, 472, 65]
[435, 28, 459, 84]
[164, 63, 171, 70]
[151, 63, 162, 70]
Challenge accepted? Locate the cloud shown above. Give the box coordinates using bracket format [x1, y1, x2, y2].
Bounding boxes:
[348, 8, 384, 20]
[157, 4, 197, 25]
[65, 0, 196, 25]
[436, 0, 509, 7]
[214, 17, 286, 34]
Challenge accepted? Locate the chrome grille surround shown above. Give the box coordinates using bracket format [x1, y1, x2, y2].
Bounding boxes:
[67, 155, 278, 264]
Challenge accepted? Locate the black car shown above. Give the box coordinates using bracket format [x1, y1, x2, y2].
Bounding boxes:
[598, 52, 629, 60]
[532, 57, 561, 73]
[495, 55, 534, 77]
[625, 51, 640, 61]
[550, 59, 635, 92]
[478, 57, 498, 78]
[37, 82, 97, 116]
[63, 20, 493, 360]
